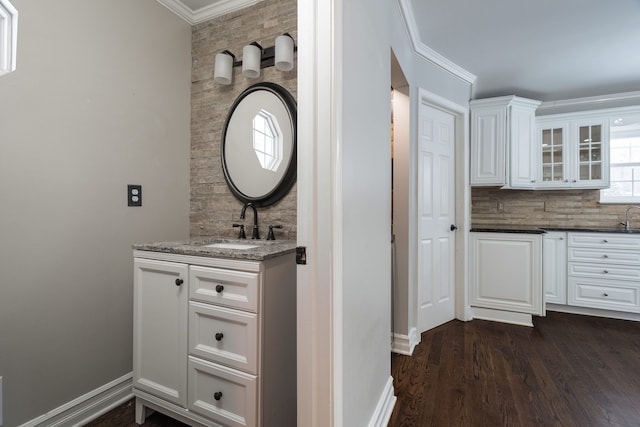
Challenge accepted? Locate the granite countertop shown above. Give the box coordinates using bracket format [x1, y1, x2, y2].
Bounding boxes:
[133, 237, 297, 261]
[471, 226, 640, 234]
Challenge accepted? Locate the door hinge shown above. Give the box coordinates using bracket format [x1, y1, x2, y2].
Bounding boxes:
[296, 246, 307, 265]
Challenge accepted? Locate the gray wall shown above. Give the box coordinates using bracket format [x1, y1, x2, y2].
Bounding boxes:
[390, 0, 472, 339]
[190, 0, 297, 240]
[0, 1, 191, 425]
[339, 0, 392, 423]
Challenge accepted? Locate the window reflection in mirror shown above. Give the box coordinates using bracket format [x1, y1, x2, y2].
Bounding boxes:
[252, 109, 283, 172]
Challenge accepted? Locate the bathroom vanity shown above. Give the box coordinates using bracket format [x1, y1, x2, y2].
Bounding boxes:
[132, 238, 297, 427]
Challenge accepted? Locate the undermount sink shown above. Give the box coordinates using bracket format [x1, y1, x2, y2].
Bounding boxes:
[202, 242, 260, 250]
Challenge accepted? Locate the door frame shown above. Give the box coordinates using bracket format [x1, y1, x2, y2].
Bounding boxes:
[414, 88, 471, 333]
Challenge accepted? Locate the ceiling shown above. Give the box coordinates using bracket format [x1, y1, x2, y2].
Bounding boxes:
[158, 0, 640, 102]
[408, 0, 640, 102]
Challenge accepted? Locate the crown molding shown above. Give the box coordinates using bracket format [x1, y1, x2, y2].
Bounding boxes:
[156, 0, 263, 25]
[397, 0, 476, 85]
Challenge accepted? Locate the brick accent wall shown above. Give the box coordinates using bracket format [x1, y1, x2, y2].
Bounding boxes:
[471, 188, 636, 229]
[190, 0, 297, 239]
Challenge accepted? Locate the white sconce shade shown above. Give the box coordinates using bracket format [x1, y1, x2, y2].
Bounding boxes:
[214, 51, 234, 85]
[275, 34, 295, 71]
[242, 43, 262, 78]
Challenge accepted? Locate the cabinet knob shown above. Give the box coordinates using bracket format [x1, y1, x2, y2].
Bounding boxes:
[175, 278, 183, 286]
[603, 270, 609, 274]
[531, 180, 536, 183]
[215, 332, 224, 341]
[214, 391, 223, 401]
[215, 284, 224, 293]
[573, 179, 577, 183]
[603, 293, 609, 297]
[564, 179, 569, 182]
[603, 240, 608, 243]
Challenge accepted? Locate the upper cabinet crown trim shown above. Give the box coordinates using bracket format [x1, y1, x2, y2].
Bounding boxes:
[156, 0, 263, 25]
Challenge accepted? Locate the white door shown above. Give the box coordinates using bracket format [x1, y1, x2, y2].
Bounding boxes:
[417, 103, 456, 332]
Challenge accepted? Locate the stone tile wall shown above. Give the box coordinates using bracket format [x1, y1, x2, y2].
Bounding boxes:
[190, 0, 297, 240]
[472, 188, 638, 229]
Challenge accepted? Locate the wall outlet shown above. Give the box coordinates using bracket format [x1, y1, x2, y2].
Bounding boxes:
[128, 185, 142, 207]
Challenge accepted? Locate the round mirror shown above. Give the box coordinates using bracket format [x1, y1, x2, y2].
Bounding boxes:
[221, 82, 297, 207]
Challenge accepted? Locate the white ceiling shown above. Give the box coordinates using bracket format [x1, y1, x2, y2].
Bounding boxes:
[158, 0, 640, 102]
[409, 0, 640, 102]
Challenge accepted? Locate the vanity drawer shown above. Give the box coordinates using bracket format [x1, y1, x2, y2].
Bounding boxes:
[568, 233, 640, 250]
[189, 302, 258, 374]
[188, 357, 257, 427]
[568, 277, 640, 313]
[189, 265, 259, 312]
[568, 263, 640, 281]
[567, 248, 640, 265]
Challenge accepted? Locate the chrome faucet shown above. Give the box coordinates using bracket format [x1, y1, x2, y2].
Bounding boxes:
[622, 206, 640, 231]
[240, 202, 260, 239]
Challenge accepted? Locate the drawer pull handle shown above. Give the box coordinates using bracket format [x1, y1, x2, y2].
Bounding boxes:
[214, 391, 223, 401]
[175, 278, 183, 286]
[215, 332, 224, 341]
[603, 254, 609, 259]
[603, 240, 608, 243]
[215, 284, 224, 293]
[603, 270, 609, 274]
[603, 293, 609, 297]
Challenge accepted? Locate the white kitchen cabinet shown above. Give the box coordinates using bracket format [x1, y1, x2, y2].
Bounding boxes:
[543, 232, 567, 304]
[567, 233, 640, 313]
[133, 250, 296, 427]
[537, 115, 609, 189]
[470, 232, 544, 317]
[470, 95, 541, 188]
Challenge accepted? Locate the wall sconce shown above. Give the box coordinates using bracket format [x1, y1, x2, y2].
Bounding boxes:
[213, 33, 296, 85]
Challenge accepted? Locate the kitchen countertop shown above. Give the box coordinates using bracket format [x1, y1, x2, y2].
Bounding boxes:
[471, 226, 640, 234]
[133, 237, 297, 261]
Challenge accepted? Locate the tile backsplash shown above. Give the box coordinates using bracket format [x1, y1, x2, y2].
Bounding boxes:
[472, 188, 638, 229]
[190, 0, 297, 240]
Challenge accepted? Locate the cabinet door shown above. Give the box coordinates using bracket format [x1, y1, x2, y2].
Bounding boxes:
[133, 258, 188, 407]
[538, 120, 570, 188]
[543, 232, 567, 304]
[509, 104, 538, 188]
[572, 119, 609, 188]
[470, 107, 506, 186]
[470, 233, 543, 315]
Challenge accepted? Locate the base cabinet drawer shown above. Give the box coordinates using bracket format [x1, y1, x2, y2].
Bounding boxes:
[568, 263, 640, 281]
[188, 357, 257, 427]
[568, 277, 640, 313]
[189, 301, 259, 374]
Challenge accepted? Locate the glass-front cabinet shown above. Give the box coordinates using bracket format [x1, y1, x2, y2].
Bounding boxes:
[537, 115, 609, 189]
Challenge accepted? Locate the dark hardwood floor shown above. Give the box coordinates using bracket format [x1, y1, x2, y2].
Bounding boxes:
[87, 312, 640, 426]
[389, 311, 640, 427]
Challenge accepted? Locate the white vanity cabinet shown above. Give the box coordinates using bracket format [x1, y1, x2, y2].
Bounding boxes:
[537, 115, 609, 189]
[470, 95, 541, 188]
[567, 233, 640, 313]
[133, 250, 296, 427]
[470, 232, 544, 324]
[543, 232, 567, 304]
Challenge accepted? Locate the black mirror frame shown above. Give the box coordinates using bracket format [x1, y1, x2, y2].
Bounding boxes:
[221, 82, 297, 207]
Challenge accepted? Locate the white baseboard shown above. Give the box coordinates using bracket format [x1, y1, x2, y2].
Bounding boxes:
[19, 373, 133, 427]
[391, 327, 420, 355]
[470, 307, 534, 327]
[367, 376, 396, 427]
[546, 303, 640, 322]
